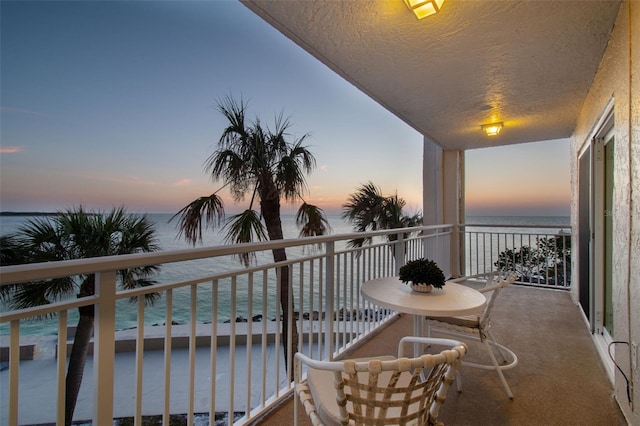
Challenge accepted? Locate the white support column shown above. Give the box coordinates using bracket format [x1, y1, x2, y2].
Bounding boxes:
[443, 150, 465, 277]
[422, 137, 443, 227]
[423, 137, 443, 274]
[423, 136, 465, 277]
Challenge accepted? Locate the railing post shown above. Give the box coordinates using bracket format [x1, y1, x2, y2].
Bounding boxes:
[423, 227, 437, 263]
[324, 241, 335, 360]
[8, 321, 19, 426]
[93, 270, 116, 424]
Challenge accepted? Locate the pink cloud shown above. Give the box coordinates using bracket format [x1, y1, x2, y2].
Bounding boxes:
[172, 179, 192, 187]
[0, 146, 23, 154]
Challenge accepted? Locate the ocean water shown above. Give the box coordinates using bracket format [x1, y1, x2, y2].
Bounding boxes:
[0, 213, 354, 336]
[0, 212, 355, 283]
[0, 212, 353, 253]
[0, 214, 569, 336]
[465, 215, 570, 229]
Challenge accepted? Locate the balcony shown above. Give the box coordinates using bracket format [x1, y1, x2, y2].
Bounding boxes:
[267, 283, 626, 425]
[1, 223, 624, 425]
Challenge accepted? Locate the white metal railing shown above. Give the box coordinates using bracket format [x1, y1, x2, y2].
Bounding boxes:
[0, 225, 452, 426]
[460, 224, 572, 289]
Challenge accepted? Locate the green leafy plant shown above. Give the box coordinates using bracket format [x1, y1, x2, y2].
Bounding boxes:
[494, 234, 571, 287]
[399, 258, 446, 289]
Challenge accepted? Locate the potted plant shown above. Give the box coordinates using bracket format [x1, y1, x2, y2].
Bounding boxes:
[399, 258, 446, 293]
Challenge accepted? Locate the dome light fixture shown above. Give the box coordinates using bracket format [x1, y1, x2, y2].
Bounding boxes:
[482, 122, 503, 136]
[404, 0, 445, 20]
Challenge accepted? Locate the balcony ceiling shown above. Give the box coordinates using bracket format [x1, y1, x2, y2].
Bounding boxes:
[241, 0, 620, 150]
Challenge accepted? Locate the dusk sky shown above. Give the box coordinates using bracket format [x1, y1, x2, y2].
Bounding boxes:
[0, 1, 570, 217]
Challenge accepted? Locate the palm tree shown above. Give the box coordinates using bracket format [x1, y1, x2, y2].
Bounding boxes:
[342, 181, 423, 248]
[172, 95, 329, 373]
[0, 207, 160, 425]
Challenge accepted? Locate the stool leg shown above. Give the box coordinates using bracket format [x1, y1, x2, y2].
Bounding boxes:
[486, 329, 510, 363]
[482, 339, 513, 399]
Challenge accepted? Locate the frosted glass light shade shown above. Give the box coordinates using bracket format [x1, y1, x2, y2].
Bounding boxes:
[482, 122, 503, 136]
[404, 0, 445, 19]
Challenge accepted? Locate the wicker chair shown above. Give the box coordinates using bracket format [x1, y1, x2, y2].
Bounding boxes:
[425, 272, 518, 398]
[294, 337, 467, 426]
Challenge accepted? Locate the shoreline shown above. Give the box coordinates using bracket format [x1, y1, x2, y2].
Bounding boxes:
[1, 313, 383, 362]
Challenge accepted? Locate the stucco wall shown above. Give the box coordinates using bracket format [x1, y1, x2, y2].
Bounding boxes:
[631, 1, 640, 421]
[570, 1, 638, 423]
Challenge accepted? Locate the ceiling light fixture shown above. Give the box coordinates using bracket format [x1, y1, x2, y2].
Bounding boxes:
[404, 0, 445, 20]
[481, 122, 503, 136]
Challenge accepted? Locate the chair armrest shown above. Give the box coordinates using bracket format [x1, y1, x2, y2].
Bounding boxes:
[479, 272, 517, 293]
[397, 336, 466, 358]
[295, 352, 343, 372]
[294, 352, 341, 388]
[478, 282, 503, 293]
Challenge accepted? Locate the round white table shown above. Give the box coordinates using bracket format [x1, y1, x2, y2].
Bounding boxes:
[361, 276, 487, 351]
[361, 276, 486, 317]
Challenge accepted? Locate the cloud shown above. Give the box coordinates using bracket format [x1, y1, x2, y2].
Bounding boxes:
[320, 165, 328, 172]
[99, 175, 161, 186]
[171, 178, 192, 187]
[91, 174, 193, 189]
[0, 146, 23, 154]
[1, 106, 49, 117]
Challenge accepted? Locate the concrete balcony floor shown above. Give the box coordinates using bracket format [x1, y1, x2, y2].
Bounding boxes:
[261, 283, 627, 425]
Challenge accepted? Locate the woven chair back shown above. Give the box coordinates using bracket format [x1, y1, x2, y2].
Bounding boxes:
[334, 347, 465, 426]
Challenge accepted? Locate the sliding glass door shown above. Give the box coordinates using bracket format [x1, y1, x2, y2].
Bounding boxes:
[578, 146, 592, 324]
[578, 112, 614, 344]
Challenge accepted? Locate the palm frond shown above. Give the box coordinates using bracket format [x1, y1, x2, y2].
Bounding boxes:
[4, 277, 75, 314]
[173, 194, 225, 245]
[119, 268, 161, 304]
[223, 209, 268, 266]
[296, 203, 331, 238]
[341, 181, 386, 233]
[206, 149, 250, 198]
[276, 155, 306, 200]
[117, 214, 160, 254]
[17, 216, 70, 262]
[0, 234, 29, 266]
[380, 193, 407, 229]
[347, 237, 369, 249]
[342, 182, 423, 247]
[289, 137, 315, 173]
[2, 206, 162, 311]
[217, 95, 249, 147]
[276, 139, 315, 201]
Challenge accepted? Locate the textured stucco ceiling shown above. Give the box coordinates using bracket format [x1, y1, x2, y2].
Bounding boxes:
[242, 0, 620, 150]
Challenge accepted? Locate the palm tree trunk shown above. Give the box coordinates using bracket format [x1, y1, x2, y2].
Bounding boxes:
[65, 276, 96, 426]
[274, 250, 298, 375]
[65, 304, 95, 426]
[261, 197, 299, 380]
